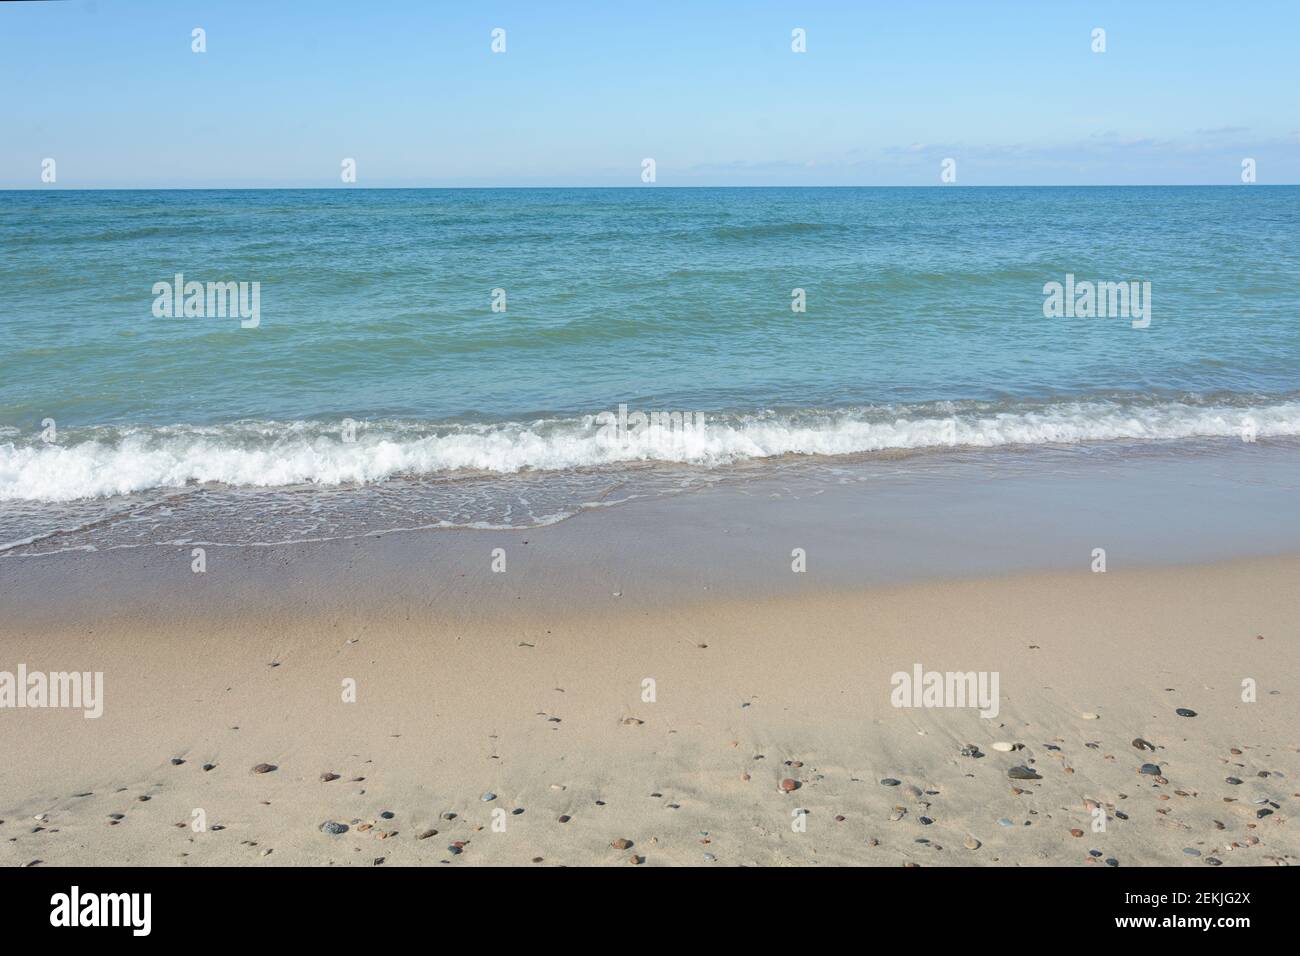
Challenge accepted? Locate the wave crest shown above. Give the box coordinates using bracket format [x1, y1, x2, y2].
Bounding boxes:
[3, 398, 1297, 502]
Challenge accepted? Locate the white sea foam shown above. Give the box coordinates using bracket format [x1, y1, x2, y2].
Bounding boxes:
[3, 399, 1298, 502]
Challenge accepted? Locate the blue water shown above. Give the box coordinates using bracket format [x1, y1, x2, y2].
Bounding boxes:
[1, 186, 1298, 548]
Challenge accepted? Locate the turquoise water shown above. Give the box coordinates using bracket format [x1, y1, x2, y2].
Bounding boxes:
[2, 186, 1298, 548]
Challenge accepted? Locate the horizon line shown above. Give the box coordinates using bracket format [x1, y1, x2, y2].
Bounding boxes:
[2, 183, 1293, 192]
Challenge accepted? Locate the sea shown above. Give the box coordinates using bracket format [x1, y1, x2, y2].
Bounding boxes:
[2, 186, 1298, 554]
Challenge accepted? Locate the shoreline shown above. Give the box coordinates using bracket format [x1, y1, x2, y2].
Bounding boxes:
[2, 443, 1296, 866]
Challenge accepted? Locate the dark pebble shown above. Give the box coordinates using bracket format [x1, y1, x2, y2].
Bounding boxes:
[319, 821, 348, 835]
[880, 778, 901, 787]
[1140, 763, 1162, 775]
[1008, 766, 1042, 780]
[1175, 708, 1197, 717]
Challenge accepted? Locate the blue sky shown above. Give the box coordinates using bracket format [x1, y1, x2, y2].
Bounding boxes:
[3, 0, 1296, 187]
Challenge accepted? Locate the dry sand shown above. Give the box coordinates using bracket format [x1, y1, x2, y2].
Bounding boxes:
[1, 554, 1295, 867]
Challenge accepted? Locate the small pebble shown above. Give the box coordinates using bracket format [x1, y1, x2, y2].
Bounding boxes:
[1175, 708, 1197, 717]
[481, 792, 497, 802]
[251, 763, 277, 774]
[319, 821, 348, 835]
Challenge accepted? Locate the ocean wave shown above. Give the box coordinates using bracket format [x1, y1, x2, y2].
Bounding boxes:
[2, 397, 1297, 502]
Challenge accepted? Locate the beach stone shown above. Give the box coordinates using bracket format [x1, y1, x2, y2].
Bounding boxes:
[960, 745, 983, 758]
[1140, 763, 1162, 775]
[1132, 738, 1156, 751]
[703, 852, 716, 862]
[1225, 777, 1242, 785]
[319, 821, 348, 835]
[1175, 708, 1197, 717]
[558, 815, 571, 823]
[202, 764, 215, 771]
[417, 829, 438, 840]
[780, 778, 799, 792]
[251, 763, 277, 774]
[480, 792, 496, 802]
[1070, 828, 1084, 837]
[320, 772, 340, 782]
[964, 837, 981, 849]
[889, 807, 907, 822]
[997, 818, 1015, 826]
[170, 758, 185, 766]
[380, 811, 394, 820]
[1105, 857, 1119, 867]
[919, 816, 934, 826]
[447, 844, 463, 855]
[1008, 766, 1042, 781]
[991, 742, 1015, 752]
[880, 778, 901, 787]
[1205, 857, 1223, 866]
[1081, 712, 1100, 720]
[611, 838, 633, 850]
[1183, 848, 1201, 857]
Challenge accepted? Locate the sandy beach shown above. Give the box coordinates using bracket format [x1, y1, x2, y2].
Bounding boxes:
[3, 471, 1296, 867]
